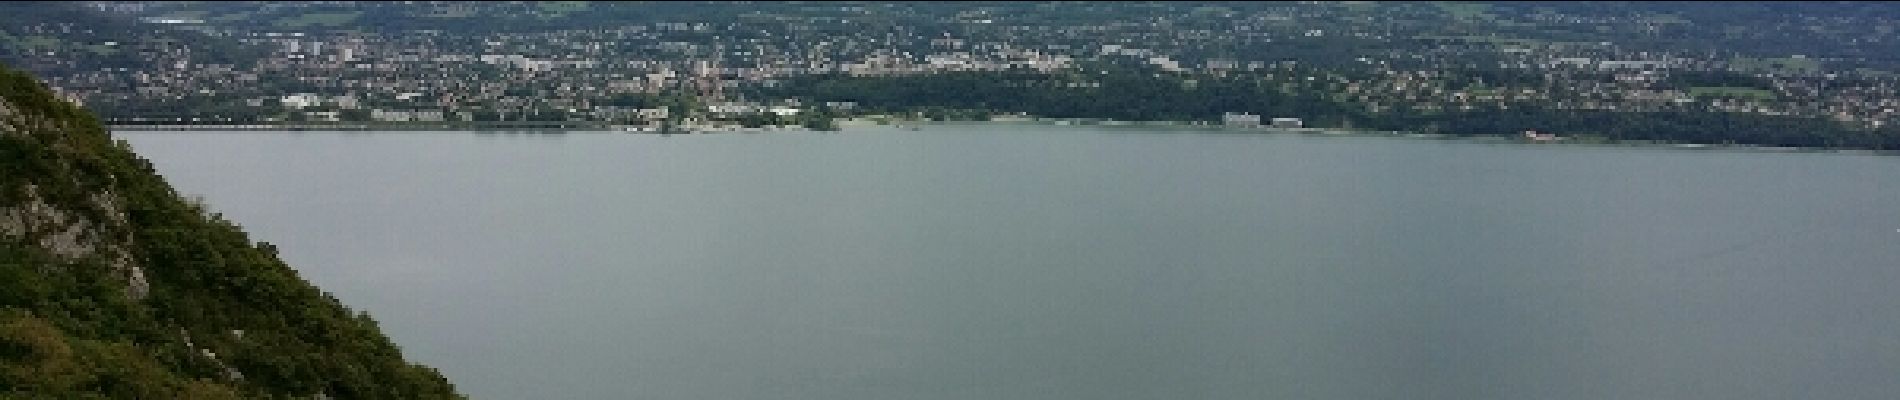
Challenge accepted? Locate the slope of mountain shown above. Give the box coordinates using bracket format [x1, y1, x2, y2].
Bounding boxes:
[1, 63, 459, 398]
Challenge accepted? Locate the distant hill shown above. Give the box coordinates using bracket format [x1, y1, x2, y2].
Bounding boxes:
[0, 63, 459, 397]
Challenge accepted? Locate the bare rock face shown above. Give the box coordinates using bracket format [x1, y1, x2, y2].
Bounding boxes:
[0, 95, 149, 300]
[0, 99, 13, 132]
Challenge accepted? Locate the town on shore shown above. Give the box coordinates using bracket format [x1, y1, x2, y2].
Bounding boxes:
[10, 2, 1900, 149]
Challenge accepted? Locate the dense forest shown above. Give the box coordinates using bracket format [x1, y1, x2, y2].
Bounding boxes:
[1, 63, 459, 398]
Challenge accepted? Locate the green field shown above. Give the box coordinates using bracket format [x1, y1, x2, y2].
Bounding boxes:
[1435, 2, 1495, 21]
[210, 12, 255, 23]
[1730, 57, 1821, 74]
[1190, 6, 1233, 16]
[1639, 13, 1689, 24]
[537, 1, 590, 18]
[1416, 35, 1541, 45]
[15, 35, 62, 49]
[1333, 1, 1379, 13]
[1854, 68, 1898, 77]
[2, 34, 116, 55]
[1689, 86, 1777, 100]
[273, 11, 361, 28]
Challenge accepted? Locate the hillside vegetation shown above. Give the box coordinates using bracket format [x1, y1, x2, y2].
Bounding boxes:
[0, 63, 459, 398]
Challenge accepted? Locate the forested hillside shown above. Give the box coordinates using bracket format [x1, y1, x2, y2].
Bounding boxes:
[1, 63, 459, 398]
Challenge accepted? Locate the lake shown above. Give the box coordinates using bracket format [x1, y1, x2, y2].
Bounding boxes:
[120, 124, 1900, 400]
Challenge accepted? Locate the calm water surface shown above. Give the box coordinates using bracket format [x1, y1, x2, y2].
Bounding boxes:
[122, 125, 1900, 399]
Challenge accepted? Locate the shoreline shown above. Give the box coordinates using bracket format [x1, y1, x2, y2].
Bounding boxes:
[109, 118, 1896, 156]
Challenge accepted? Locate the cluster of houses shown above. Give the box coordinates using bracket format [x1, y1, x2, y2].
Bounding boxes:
[1222, 113, 1304, 129]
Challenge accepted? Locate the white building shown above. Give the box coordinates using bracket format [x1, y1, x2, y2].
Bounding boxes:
[281, 93, 321, 108]
[1223, 112, 1261, 127]
[767, 106, 801, 117]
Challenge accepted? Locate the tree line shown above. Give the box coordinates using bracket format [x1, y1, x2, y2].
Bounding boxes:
[754, 70, 1900, 150]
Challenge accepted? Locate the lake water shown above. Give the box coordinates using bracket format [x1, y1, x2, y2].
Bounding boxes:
[121, 125, 1900, 400]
